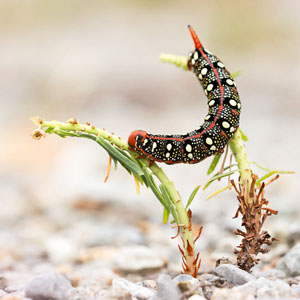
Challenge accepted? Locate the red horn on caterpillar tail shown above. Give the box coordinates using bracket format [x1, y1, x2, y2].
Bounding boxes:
[187, 25, 202, 49]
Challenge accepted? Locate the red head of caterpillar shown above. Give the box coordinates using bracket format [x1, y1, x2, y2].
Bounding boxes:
[128, 26, 241, 165]
[128, 130, 147, 151]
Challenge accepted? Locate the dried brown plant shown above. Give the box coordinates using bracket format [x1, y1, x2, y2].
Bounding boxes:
[231, 174, 279, 271]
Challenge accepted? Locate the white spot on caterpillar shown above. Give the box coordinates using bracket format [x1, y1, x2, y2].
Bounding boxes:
[204, 89, 208, 96]
[230, 127, 236, 133]
[185, 144, 192, 152]
[229, 99, 237, 107]
[198, 73, 202, 80]
[237, 103, 241, 109]
[191, 59, 195, 65]
[195, 126, 202, 130]
[201, 68, 208, 75]
[135, 136, 139, 141]
[143, 138, 148, 146]
[166, 152, 170, 158]
[151, 142, 157, 152]
[206, 137, 213, 145]
[208, 100, 215, 107]
[188, 153, 193, 159]
[222, 121, 230, 129]
[205, 115, 211, 120]
[217, 61, 224, 68]
[204, 48, 212, 54]
[207, 84, 214, 92]
[210, 145, 216, 151]
[193, 51, 199, 60]
[166, 143, 172, 151]
[226, 79, 234, 86]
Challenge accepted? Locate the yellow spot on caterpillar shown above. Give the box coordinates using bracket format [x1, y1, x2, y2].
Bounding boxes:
[206, 137, 213, 145]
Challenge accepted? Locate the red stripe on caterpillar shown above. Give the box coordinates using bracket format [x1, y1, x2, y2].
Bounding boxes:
[128, 26, 241, 165]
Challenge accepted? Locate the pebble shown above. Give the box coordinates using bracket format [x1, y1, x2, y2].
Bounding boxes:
[214, 264, 256, 286]
[115, 246, 165, 273]
[150, 274, 181, 300]
[234, 277, 292, 299]
[112, 278, 155, 299]
[276, 242, 300, 276]
[25, 272, 72, 300]
[252, 268, 286, 280]
[173, 274, 199, 291]
[187, 295, 206, 300]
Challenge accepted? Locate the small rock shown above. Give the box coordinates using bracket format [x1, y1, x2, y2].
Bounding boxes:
[0, 276, 8, 289]
[252, 268, 286, 280]
[232, 277, 292, 299]
[99, 288, 132, 300]
[188, 295, 206, 300]
[113, 278, 155, 300]
[173, 274, 199, 292]
[214, 264, 256, 286]
[137, 280, 157, 290]
[254, 277, 291, 299]
[211, 287, 255, 300]
[150, 274, 181, 300]
[25, 272, 72, 300]
[276, 242, 300, 276]
[115, 246, 165, 273]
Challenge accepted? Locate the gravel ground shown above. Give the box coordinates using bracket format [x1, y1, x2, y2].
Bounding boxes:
[0, 1, 300, 299]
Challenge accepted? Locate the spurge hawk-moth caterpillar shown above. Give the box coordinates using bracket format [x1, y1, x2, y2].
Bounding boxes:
[128, 26, 241, 165]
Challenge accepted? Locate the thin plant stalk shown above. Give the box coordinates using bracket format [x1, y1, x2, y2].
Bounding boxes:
[31, 117, 200, 276]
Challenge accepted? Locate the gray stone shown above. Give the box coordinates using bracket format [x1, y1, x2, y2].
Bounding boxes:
[173, 274, 199, 291]
[227, 277, 292, 299]
[276, 242, 300, 276]
[188, 295, 206, 300]
[214, 264, 256, 286]
[25, 272, 72, 300]
[150, 274, 181, 300]
[112, 278, 155, 300]
[115, 246, 165, 273]
[252, 268, 286, 280]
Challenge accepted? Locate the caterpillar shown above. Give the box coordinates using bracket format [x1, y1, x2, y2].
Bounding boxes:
[128, 25, 241, 165]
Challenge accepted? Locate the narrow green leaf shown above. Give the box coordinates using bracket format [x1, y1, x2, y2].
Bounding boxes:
[231, 70, 242, 78]
[204, 170, 237, 190]
[185, 185, 200, 209]
[207, 155, 221, 175]
[256, 170, 294, 185]
[112, 157, 118, 171]
[163, 208, 170, 224]
[142, 166, 169, 211]
[239, 128, 248, 142]
[159, 184, 180, 225]
[45, 127, 55, 134]
[251, 161, 272, 172]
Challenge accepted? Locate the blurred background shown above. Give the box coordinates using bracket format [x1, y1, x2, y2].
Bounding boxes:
[0, 0, 300, 286]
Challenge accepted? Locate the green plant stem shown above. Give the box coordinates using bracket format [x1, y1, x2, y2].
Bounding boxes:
[32, 117, 197, 275]
[150, 163, 195, 267]
[229, 129, 252, 204]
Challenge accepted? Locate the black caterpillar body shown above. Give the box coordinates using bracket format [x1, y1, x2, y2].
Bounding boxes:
[128, 26, 241, 165]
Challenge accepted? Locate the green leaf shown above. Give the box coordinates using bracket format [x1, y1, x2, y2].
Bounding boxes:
[204, 169, 237, 190]
[207, 155, 221, 175]
[186, 185, 200, 209]
[256, 169, 294, 185]
[239, 128, 248, 142]
[163, 208, 170, 224]
[231, 70, 242, 78]
[112, 157, 118, 171]
[45, 127, 55, 134]
[141, 166, 169, 211]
